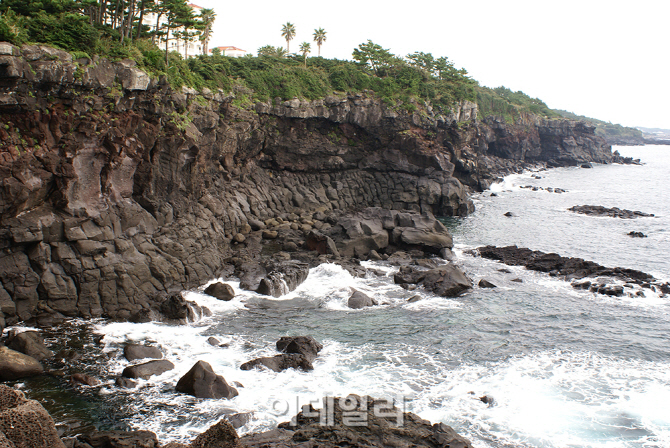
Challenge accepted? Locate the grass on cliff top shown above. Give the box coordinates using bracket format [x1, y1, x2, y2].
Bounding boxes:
[0, 5, 562, 120]
[554, 109, 643, 141]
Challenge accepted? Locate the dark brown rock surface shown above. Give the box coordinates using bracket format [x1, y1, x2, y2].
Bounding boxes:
[0, 44, 613, 325]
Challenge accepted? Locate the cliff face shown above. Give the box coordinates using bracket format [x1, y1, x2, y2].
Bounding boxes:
[0, 43, 612, 325]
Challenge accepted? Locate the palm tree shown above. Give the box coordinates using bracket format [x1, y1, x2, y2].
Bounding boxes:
[313, 27, 326, 56]
[281, 22, 296, 54]
[199, 8, 216, 55]
[299, 42, 311, 67]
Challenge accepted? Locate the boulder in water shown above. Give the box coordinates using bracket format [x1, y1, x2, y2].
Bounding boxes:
[0, 346, 44, 380]
[240, 354, 314, 372]
[6, 331, 53, 362]
[421, 264, 472, 297]
[347, 289, 377, 309]
[276, 336, 322, 362]
[123, 344, 163, 361]
[122, 360, 174, 379]
[478, 279, 497, 288]
[176, 360, 239, 399]
[204, 282, 236, 301]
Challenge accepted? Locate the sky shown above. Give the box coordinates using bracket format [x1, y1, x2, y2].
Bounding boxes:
[193, 0, 670, 129]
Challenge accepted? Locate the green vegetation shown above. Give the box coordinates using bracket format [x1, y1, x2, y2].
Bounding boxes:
[554, 110, 643, 142]
[475, 86, 560, 122]
[0, 2, 600, 122]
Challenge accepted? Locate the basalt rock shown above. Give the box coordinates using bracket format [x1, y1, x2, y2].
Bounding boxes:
[569, 205, 654, 219]
[0, 45, 614, 325]
[191, 419, 239, 448]
[175, 360, 239, 399]
[121, 360, 174, 379]
[240, 354, 314, 373]
[239, 261, 309, 298]
[0, 385, 66, 448]
[80, 430, 159, 448]
[240, 394, 473, 448]
[123, 344, 162, 362]
[6, 330, 53, 361]
[0, 346, 44, 380]
[347, 289, 377, 309]
[418, 264, 473, 297]
[474, 245, 668, 296]
[276, 336, 323, 362]
[204, 282, 236, 301]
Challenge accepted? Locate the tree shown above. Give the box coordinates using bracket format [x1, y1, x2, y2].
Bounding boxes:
[281, 22, 295, 54]
[158, 0, 192, 65]
[258, 45, 287, 58]
[407, 51, 435, 74]
[299, 41, 310, 67]
[352, 40, 398, 77]
[198, 7, 215, 55]
[313, 27, 326, 56]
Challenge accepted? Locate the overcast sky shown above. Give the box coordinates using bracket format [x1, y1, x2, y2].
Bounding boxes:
[194, 0, 669, 129]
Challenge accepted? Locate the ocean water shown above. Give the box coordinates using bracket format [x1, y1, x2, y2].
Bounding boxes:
[16, 146, 670, 447]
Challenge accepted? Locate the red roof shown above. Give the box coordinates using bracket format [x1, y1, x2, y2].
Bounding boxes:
[188, 3, 203, 9]
[211, 46, 246, 52]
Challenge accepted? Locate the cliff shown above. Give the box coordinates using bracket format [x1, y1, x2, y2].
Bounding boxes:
[0, 43, 613, 326]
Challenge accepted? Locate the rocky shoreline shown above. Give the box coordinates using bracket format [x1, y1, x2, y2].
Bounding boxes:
[0, 42, 627, 446]
[473, 245, 670, 298]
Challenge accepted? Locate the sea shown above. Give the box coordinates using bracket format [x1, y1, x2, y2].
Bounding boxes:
[12, 145, 670, 447]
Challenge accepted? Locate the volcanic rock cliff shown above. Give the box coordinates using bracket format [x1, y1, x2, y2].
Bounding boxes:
[0, 43, 612, 326]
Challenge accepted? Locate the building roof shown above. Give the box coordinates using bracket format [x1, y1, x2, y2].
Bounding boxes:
[211, 46, 246, 52]
[188, 3, 203, 9]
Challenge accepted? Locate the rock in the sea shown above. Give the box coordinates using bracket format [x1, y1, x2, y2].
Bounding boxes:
[0, 385, 66, 448]
[240, 354, 314, 372]
[81, 430, 159, 448]
[190, 419, 239, 448]
[115, 377, 137, 389]
[628, 231, 647, 238]
[240, 394, 472, 448]
[393, 266, 426, 285]
[176, 360, 239, 399]
[122, 360, 174, 379]
[0, 346, 44, 380]
[158, 293, 206, 323]
[569, 205, 654, 219]
[478, 279, 497, 288]
[123, 344, 163, 361]
[504, 211, 514, 217]
[227, 412, 253, 430]
[71, 373, 100, 386]
[6, 331, 53, 361]
[276, 336, 323, 362]
[421, 264, 473, 297]
[204, 282, 236, 301]
[475, 245, 657, 294]
[305, 231, 340, 257]
[407, 295, 422, 303]
[240, 261, 309, 298]
[347, 289, 377, 309]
